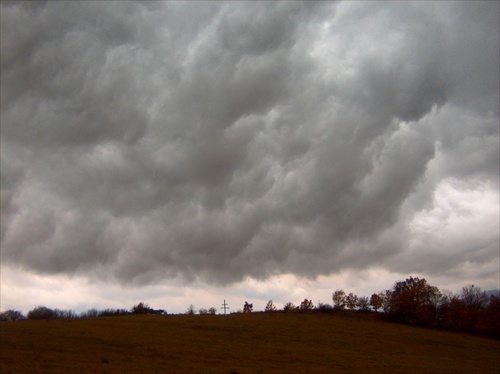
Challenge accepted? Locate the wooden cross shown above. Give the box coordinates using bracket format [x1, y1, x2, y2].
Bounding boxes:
[221, 299, 229, 315]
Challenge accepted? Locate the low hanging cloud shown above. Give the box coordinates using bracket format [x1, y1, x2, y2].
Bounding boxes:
[1, 1, 498, 287]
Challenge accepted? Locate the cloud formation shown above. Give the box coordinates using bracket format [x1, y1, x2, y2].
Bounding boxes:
[1, 1, 498, 287]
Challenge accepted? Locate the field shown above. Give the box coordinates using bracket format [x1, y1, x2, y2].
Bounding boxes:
[1, 312, 499, 373]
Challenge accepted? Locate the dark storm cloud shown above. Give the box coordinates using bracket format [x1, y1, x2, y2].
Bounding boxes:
[1, 1, 498, 285]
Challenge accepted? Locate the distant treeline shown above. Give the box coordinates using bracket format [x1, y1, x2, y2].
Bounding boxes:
[0, 302, 166, 322]
[1, 276, 499, 338]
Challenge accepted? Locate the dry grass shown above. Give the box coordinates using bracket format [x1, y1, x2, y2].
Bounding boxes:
[1, 312, 499, 373]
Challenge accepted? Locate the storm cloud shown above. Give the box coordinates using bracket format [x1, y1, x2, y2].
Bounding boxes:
[1, 1, 498, 287]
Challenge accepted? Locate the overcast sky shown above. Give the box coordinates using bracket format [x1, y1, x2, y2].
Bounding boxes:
[1, 1, 499, 314]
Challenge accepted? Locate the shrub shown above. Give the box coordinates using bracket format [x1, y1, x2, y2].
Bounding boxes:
[316, 302, 333, 313]
[131, 302, 154, 315]
[283, 302, 295, 313]
[27, 306, 55, 320]
[100, 308, 130, 317]
[243, 302, 253, 313]
[0, 310, 25, 321]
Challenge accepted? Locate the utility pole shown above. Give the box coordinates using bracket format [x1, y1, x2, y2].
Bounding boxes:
[221, 299, 229, 315]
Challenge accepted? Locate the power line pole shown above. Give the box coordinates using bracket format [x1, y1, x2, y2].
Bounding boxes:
[221, 299, 229, 315]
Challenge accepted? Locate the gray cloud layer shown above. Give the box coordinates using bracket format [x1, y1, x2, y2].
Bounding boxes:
[1, 1, 498, 285]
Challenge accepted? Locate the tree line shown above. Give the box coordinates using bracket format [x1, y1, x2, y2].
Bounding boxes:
[330, 277, 499, 337]
[0, 302, 166, 322]
[1, 276, 498, 337]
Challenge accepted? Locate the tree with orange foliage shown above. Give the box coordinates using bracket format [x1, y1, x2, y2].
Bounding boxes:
[388, 276, 441, 325]
[370, 293, 382, 312]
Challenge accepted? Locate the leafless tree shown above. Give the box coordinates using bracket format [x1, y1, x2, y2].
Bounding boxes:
[265, 300, 277, 312]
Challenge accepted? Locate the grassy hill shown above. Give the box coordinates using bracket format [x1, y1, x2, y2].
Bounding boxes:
[1, 312, 499, 373]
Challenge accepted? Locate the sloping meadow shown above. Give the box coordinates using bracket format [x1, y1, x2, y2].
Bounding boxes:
[1, 313, 499, 373]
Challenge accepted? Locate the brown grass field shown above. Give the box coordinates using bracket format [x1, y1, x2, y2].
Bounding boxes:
[1, 312, 499, 373]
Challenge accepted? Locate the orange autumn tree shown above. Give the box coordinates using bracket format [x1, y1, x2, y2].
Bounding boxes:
[388, 276, 441, 325]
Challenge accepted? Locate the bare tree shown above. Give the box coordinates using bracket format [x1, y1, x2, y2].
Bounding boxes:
[80, 308, 99, 318]
[461, 285, 488, 309]
[379, 290, 393, 313]
[265, 300, 277, 312]
[458, 285, 489, 330]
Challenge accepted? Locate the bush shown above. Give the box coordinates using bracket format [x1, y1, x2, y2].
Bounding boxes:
[27, 306, 55, 320]
[316, 302, 333, 313]
[283, 302, 296, 313]
[0, 310, 25, 321]
[131, 302, 154, 315]
[99, 308, 130, 317]
[243, 302, 253, 313]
